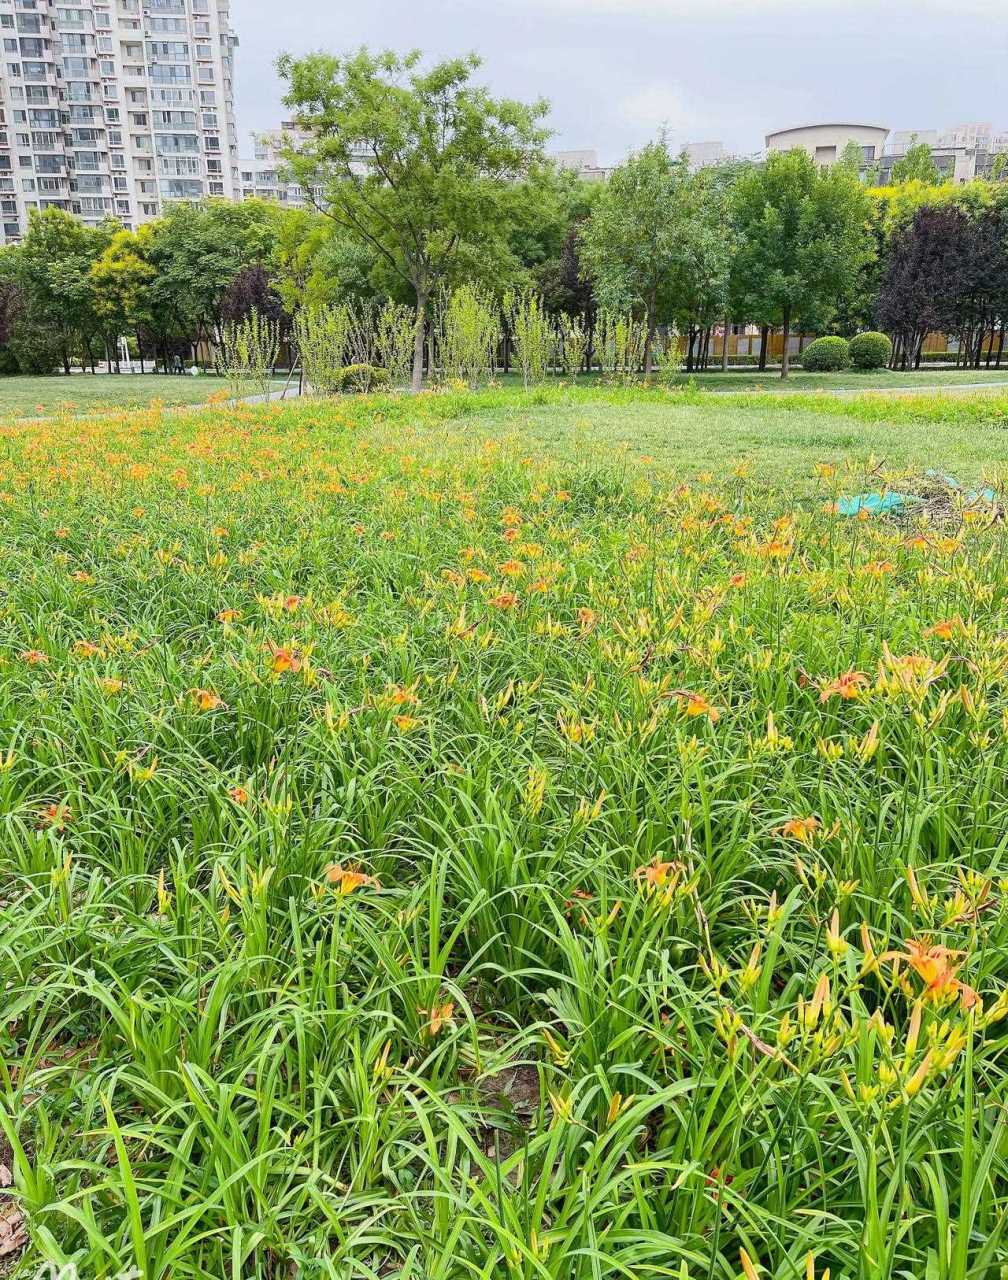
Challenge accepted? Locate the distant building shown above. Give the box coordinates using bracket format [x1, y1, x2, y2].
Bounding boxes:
[879, 123, 1008, 184]
[238, 121, 368, 210]
[551, 148, 610, 181]
[682, 140, 726, 170]
[765, 122, 890, 169]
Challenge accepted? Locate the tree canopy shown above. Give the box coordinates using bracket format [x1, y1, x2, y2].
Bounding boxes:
[731, 149, 873, 376]
[277, 47, 549, 388]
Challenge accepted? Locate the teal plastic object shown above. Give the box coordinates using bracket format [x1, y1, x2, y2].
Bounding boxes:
[923, 470, 997, 507]
[835, 491, 916, 517]
[837, 473, 997, 518]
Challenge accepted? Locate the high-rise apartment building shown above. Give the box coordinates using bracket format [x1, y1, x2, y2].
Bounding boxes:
[0, 0, 240, 243]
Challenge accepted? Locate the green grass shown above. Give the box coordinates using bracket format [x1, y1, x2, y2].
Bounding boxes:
[3, 385, 1008, 1278]
[0, 373, 244, 417]
[684, 365, 1008, 391]
[435, 383, 1008, 488]
[497, 367, 1008, 393]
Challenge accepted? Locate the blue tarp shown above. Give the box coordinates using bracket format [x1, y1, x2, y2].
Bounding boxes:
[837, 471, 997, 518]
[836, 491, 916, 517]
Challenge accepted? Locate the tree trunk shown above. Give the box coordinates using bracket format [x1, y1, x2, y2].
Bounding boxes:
[780, 306, 791, 379]
[721, 316, 729, 371]
[411, 291, 427, 393]
[997, 323, 1006, 368]
[758, 325, 769, 372]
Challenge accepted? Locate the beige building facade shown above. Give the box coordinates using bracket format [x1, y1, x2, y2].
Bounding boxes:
[765, 122, 890, 168]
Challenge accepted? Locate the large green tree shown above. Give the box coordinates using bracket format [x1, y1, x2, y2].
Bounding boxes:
[12, 207, 114, 371]
[578, 141, 706, 378]
[277, 48, 548, 389]
[144, 200, 276, 357]
[270, 208, 378, 315]
[731, 149, 873, 377]
[891, 138, 941, 186]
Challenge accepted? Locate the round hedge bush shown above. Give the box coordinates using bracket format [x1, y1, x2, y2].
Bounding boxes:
[800, 336, 850, 372]
[334, 363, 392, 393]
[849, 331, 893, 371]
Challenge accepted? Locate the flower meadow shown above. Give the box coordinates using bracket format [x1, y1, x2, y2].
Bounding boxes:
[3, 390, 1008, 1279]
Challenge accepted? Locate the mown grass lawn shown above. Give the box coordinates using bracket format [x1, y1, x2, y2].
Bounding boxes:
[3, 387, 1008, 1278]
[443, 383, 1008, 489]
[0, 373, 242, 417]
[684, 366, 1008, 392]
[495, 367, 1008, 393]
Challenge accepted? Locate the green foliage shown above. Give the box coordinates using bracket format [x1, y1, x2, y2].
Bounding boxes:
[891, 139, 942, 186]
[270, 207, 378, 315]
[507, 289, 554, 388]
[278, 47, 548, 388]
[293, 303, 353, 395]
[849, 330, 894, 370]
[557, 311, 589, 379]
[838, 138, 867, 174]
[732, 150, 874, 376]
[800, 335, 851, 371]
[579, 141, 720, 376]
[597, 309, 647, 384]
[90, 226, 157, 346]
[333, 362, 391, 393]
[221, 312, 281, 399]
[374, 300, 416, 388]
[6, 311, 62, 374]
[438, 284, 500, 388]
[653, 331, 684, 385]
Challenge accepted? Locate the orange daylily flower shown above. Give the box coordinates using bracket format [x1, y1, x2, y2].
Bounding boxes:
[268, 646, 302, 676]
[678, 692, 720, 722]
[819, 670, 870, 702]
[779, 816, 820, 846]
[192, 688, 224, 711]
[885, 938, 979, 1011]
[37, 802, 72, 830]
[635, 859, 687, 903]
[420, 1001, 456, 1039]
[324, 862, 381, 895]
[924, 618, 961, 642]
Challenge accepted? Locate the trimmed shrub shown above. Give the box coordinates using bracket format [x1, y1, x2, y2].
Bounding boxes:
[849, 331, 893, 371]
[334, 363, 391, 393]
[800, 336, 850, 372]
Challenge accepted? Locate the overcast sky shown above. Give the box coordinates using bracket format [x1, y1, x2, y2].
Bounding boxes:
[233, 0, 1007, 163]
